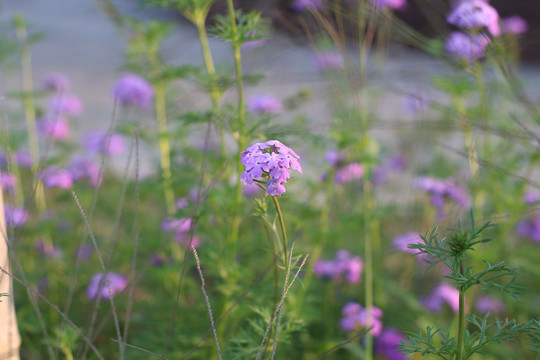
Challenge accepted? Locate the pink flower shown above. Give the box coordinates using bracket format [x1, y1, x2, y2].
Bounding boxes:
[86, 273, 128, 301]
[423, 283, 460, 313]
[40, 167, 73, 189]
[501, 15, 528, 35]
[48, 94, 84, 116]
[37, 116, 70, 140]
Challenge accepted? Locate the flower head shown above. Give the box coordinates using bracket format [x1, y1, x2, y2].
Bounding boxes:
[86, 273, 128, 301]
[48, 93, 84, 116]
[37, 116, 70, 140]
[16, 150, 32, 168]
[241, 140, 302, 196]
[369, 0, 406, 10]
[445, 31, 491, 63]
[392, 232, 426, 259]
[314, 250, 363, 284]
[39, 167, 73, 189]
[247, 94, 283, 114]
[41, 72, 70, 92]
[340, 302, 383, 336]
[501, 15, 529, 35]
[314, 51, 344, 70]
[35, 240, 62, 259]
[447, 0, 500, 36]
[84, 130, 125, 156]
[374, 328, 407, 360]
[414, 176, 469, 219]
[292, 0, 326, 12]
[112, 73, 154, 110]
[423, 283, 460, 313]
[4, 205, 28, 228]
[67, 155, 100, 186]
[0, 172, 17, 191]
[335, 162, 364, 184]
[516, 216, 540, 243]
[475, 295, 504, 314]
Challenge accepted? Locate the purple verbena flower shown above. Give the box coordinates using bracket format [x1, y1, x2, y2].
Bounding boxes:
[112, 73, 154, 110]
[75, 245, 93, 261]
[48, 93, 84, 116]
[524, 190, 540, 204]
[340, 302, 383, 336]
[37, 116, 70, 140]
[67, 155, 101, 186]
[176, 235, 201, 249]
[314, 250, 363, 284]
[84, 130, 125, 156]
[241, 140, 302, 196]
[501, 15, 529, 35]
[516, 216, 540, 243]
[86, 273, 128, 301]
[414, 176, 469, 220]
[445, 31, 491, 63]
[39, 167, 73, 189]
[475, 295, 505, 314]
[4, 204, 28, 228]
[423, 283, 460, 313]
[447, 0, 500, 36]
[247, 94, 283, 114]
[41, 72, 70, 92]
[392, 232, 426, 259]
[0, 172, 17, 191]
[324, 150, 346, 167]
[314, 51, 344, 70]
[161, 217, 192, 234]
[16, 150, 32, 168]
[35, 240, 62, 259]
[292, 0, 325, 12]
[335, 162, 364, 184]
[374, 327, 408, 360]
[372, 156, 407, 186]
[175, 197, 189, 209]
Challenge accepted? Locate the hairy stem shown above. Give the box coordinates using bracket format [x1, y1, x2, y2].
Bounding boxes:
[455, 260, 465, 360]
[271, 196, 288, 266]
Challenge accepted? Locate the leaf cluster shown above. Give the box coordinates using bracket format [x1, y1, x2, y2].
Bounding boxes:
[212, 10, 268, 47]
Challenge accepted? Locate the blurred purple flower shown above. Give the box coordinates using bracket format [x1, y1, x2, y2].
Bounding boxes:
[524, 190, 540, 204]
[325, 150, 346, 167]
[340, 302, 383, 335]
[475, 295, 505, 314]
[335, 162, 364, 184]
[0, 172, 17, 191]
[292, 0, 325, 12]
[243, 183, 262, 197]
[148, 253, 172, 267]
[247, 94, 283, 114]
[241, 32, 268, 51]
[41, 72, 70, 92]
[37, 116, 70, 140]
[501, 15, 529, 35]
[113, 73, 154, 110]
[16, 150, 33, 169]
[445, 31, 491, 62]
[414, 176, 469, 220]
[447, 0, 500, 36]
[374, 327, 407, 360]
[176, 235, 201, 249]
[4, 204, 28, 228]
[84, 131, 125, 156]
[67, 155, 100, 186]
[35, 240, 62, 259]
[402, 92, 429, 115]
[86, 272, 128, 301]
[39, 167, 73, 189]
[369, 0, 406, 10]
[314, 250, 363, 284]
[516, 217, 540, 243]
[392, 232, 426, 259]
[175, 197, 189, 209]
[314, 51, 344, 70]
[161, 217, 192, 233]
[48, 93, 83, 116]
[372, 156, 407, 186]
[423, 283, 460, 313]
[75, 245, 93, 261]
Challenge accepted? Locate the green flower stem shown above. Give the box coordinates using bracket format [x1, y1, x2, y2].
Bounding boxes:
[154, 81, 176, 215]
[455, 260, 465, 360]
[363, 178, 374, 360]
[14, 16, 46, 213]
[271, 196, 288, 266]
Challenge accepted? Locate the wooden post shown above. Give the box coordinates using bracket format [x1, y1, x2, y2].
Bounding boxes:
[0, 174, 21, 360]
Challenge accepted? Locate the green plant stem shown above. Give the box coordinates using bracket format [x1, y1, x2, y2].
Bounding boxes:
[154, 81, 176, 215]
[271, 196, 288, 266]
[363, 178, 374, 360]
[455, 260, 465, 360]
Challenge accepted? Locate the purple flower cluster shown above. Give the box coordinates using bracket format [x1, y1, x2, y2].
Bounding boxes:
[0, 172, 17, 191]
[372, 156, 407, 186]
[445, 32, 491, 63]
[161, 217, 201, 248]
[340, 302, 383, 335]
[314, 250, 363, 284]
[39, 166, 73, 189]
[4, 204, 28, 228]
[247, 94, 283, 114]
[86, 272, 128, 301]
[313, 51, 344, 70]
[36, 116, 70, 140]
[240, 140, 302, 196]
[67, 155, 101, 187]
[292, 0, 326, 12]
[374, 328, 407, 360]
[48, 93, 84, 116]
[35, 240, 62, 259]
[475, 295, 505, 314]
[84, 130, 125, 156]
[414, 176, 468, 220]
[423, 283, 459, 313]
[392, 232, 426, 260]
[112, 73, 154, 110]
[501, 15, 528, 35]
[516, 216, 540, 243]
[335, 163, 364, 184]
[447, 0, 500, 36]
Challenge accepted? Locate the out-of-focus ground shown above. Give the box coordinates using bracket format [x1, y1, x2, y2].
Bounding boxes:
[1, 0, 540, 176]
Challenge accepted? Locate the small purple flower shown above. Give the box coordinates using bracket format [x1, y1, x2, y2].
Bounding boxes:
[86, 273, 128, 301]
[372, 156, 407, 186]
[4, 204, 28, 228]
[445, 31, 491, 63]
[447, 0, 500, 36]
[67, 155, 101, 186]
[75, 245, 93, 261]
[314, 250, 363, 284]
[16, 150, 32, 169]
[392, 232, 426, 259]
[524, 190, 540, 204]
[292, 0, 325, 12]
[516, 217, 540, 243]
[241, 31, 268, 51]
[369, 0, 406, 10]
[335, 162, 364, 184]
[161, 217, 192, 234]
[247, 94, 283, 114]
[48, 93, 84, 116]
[176, 235, 201, 249]
[175, 197, 189, 209]
[340, 302, 383, 336]
[402, 92, 429, 115]
[41, 72, 70, 92]
[501, 15, 529, 35]
[374, 327, 407, 360]
[39, 167, 73, 189]
[414, 176, 469, 220]
[37, 116, 70, 140]
[241, 140, 302, 196]
[325, 150, 346, 167]
[34, 240, 62, 259]
[84, 130, 125, 156]
[0, 172, 17, 191]
[314, 51, 344, 70]
[112, 73, 154, 110]
[423, 283, 460, 313]
[475, 295, 505, 314]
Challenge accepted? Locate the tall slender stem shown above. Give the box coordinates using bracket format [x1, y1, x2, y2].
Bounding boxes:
[154, 81, 175, 215]
[271, 196, 288, 266]
[455, 260, 465, 360]
[363, 178, 374, 360]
